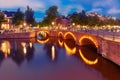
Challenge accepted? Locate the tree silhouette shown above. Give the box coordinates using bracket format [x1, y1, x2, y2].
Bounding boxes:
[0, 11, 5, 28]
[41, 5, 59, 26]
[25, 6, 35, 26]
[12, 8, 24, 25]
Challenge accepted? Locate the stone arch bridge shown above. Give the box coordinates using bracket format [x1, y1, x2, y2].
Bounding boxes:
[36, 30, 120, 66]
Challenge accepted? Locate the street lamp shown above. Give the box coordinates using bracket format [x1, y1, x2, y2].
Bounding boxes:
[51, 22, 55, 30]
[72, 23, 75, 31]
[72, 23, 75, 26]
[52, 22, 55, 25]
[23, 22, 26, 26]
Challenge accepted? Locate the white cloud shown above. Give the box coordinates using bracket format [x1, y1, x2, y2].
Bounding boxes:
[88, 8, 103, 13]
[108, 8, 120, 14]
[93, 0, 116, 8]
[93, 0, 120, 11]
[0, 0, 44, 10]
[60, 5, 84, 16]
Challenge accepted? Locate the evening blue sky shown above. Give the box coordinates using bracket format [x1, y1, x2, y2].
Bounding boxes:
[0, 0, 120, 22]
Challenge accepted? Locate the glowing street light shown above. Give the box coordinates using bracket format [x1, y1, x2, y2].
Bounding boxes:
[52, 22, 55, 25]
[51, 22, 55, 30]
[72, 23, 75, 26]
[24, 23, 26, 26]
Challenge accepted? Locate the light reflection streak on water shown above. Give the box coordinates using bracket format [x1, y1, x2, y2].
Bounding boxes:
[79, 49, 98, 65]
[21, 42, 27, 55]
[29, 42, 32, 48]
[1, 41, 11, 58]
[51, 46, 55, 61]
[64, 42, 76, 55]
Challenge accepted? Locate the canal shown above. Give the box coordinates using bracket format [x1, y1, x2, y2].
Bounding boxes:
[0, 37, 119, 80]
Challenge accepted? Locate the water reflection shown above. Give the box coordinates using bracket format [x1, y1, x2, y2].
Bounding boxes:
[58, 38, 63, 47]
[42, 38, 59, 62]
[79, 49, 98, 65]
[57, 37, 120, 80]
[21, 42, 27, 54]
[0, 37, 119, 80]
[64, 41, 76, 55]
[0, 39, 35, 66]
[0, 51, 4, 66]
[37, 38, 49, 44]
[51, 46, 55, 61]
[0, 40, 11, 58]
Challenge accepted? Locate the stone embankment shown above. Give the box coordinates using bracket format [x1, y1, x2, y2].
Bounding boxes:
[0, 31, 36, 38]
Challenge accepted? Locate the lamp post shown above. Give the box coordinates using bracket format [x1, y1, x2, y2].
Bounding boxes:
[23, 22, 27, 32]
[72, 23, 75, 31]
[51, 22, 55, 30]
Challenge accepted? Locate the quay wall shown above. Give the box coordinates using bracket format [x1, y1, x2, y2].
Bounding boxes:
[0, 31, 36, 39]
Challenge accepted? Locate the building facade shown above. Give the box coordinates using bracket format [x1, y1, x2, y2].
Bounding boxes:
[1, 11, 15, 30]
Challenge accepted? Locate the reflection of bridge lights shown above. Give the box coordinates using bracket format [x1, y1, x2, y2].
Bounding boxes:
[37, 38, 49, 44]
[21, 42, 27, 55]
[29, 42, 32, 48]
[23, 47, 27, 54]
[64, 32, 76, 41]
[58, 39, 63, 47]
[1, 41, 11, 58]
[79, 35, 98, 48]
[79, 49, 98, 65]
[51, 46, 55, 61]
[64, 42, 76, 55]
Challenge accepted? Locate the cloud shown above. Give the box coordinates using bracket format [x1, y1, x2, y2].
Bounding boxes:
[0, 0, 44, 10]
[92, 0, 120, 17]
[88, 8, 103, 13]
[93, 0, 116, 8]
[59, 5, 84, 16]
[108, 8, 120, 14]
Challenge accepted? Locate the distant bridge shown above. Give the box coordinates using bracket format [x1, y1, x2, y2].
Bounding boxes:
[36, 30, 120, 66]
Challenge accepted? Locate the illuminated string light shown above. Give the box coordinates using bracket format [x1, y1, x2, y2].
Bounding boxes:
[79, 49, 98, 65]
[37, 30, 49, 39]
[58, 32, 64, 38]
[64, 42, 76, 55]
[37, 30, 49, 35]
[58, 39, 64, 47]
[64, 32, 76, 41]
[37, 38, 49, 44]
[79, 35, 98, 48]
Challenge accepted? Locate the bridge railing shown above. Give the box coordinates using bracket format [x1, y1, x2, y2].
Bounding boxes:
[78, 29, 120, 42]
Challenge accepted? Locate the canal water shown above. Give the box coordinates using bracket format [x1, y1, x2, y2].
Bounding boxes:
[0, 37, 119, 80]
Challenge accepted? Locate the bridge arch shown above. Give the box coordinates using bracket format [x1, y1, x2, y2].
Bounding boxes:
[36, 30, 49, 39]
[64, 32, 76, 41]
[78, 35, 98, 65]
[79, 35, 98, 48]
[58, 32, 64, 38]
